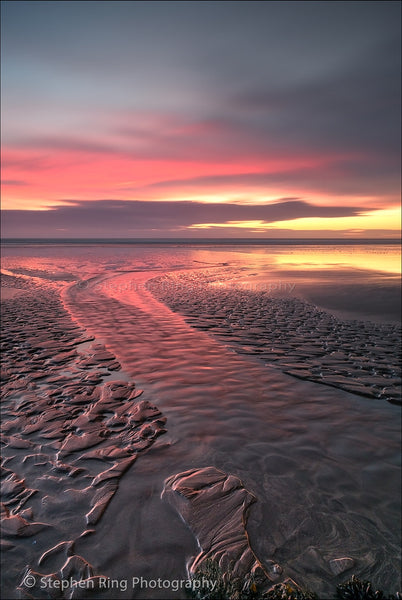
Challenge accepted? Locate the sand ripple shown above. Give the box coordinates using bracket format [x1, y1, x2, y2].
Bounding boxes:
[2, 261, 400, 598]
[147, 270, 401, 405]
[1, 278, 166, 598]
[60, 268, 400, 597]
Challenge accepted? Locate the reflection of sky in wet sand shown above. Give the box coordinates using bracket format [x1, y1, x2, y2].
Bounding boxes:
[194, 244, 401, 276]
[2, 242, 400, 271]
[272, 246, 401, 274]
[193, 245, 401, 322]
[1, 243, 400, 322]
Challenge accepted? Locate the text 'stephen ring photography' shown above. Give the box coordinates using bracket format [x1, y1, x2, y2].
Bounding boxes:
[1, 1, 401, 599]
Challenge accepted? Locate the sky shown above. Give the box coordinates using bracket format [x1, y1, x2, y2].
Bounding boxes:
[1, 0, 401, 239]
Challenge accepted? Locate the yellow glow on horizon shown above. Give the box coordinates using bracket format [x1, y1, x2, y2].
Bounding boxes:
[188, 220, 268, 229]
[265, 208, 401, 231]
[188, 208, 401, 232]
[165, 194, 291, 205]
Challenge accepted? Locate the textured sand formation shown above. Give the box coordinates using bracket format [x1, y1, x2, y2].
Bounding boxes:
[163, 467, 287, 592]
[1, 255, 400, 598]
[148, 270, 401, 405]
[1, 278, 167, 597]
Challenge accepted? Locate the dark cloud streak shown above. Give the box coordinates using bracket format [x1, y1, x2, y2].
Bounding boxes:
[1, 179, 28, 186]
[2, 198, 377, 238]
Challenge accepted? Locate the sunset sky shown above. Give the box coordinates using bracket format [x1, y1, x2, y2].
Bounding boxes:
[1, 0, 401, 238]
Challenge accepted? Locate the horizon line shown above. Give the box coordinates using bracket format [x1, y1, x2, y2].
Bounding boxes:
[1, 237, 401, 245]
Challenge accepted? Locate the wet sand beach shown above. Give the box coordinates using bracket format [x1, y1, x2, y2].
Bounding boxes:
[1, 243, 401, 598]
